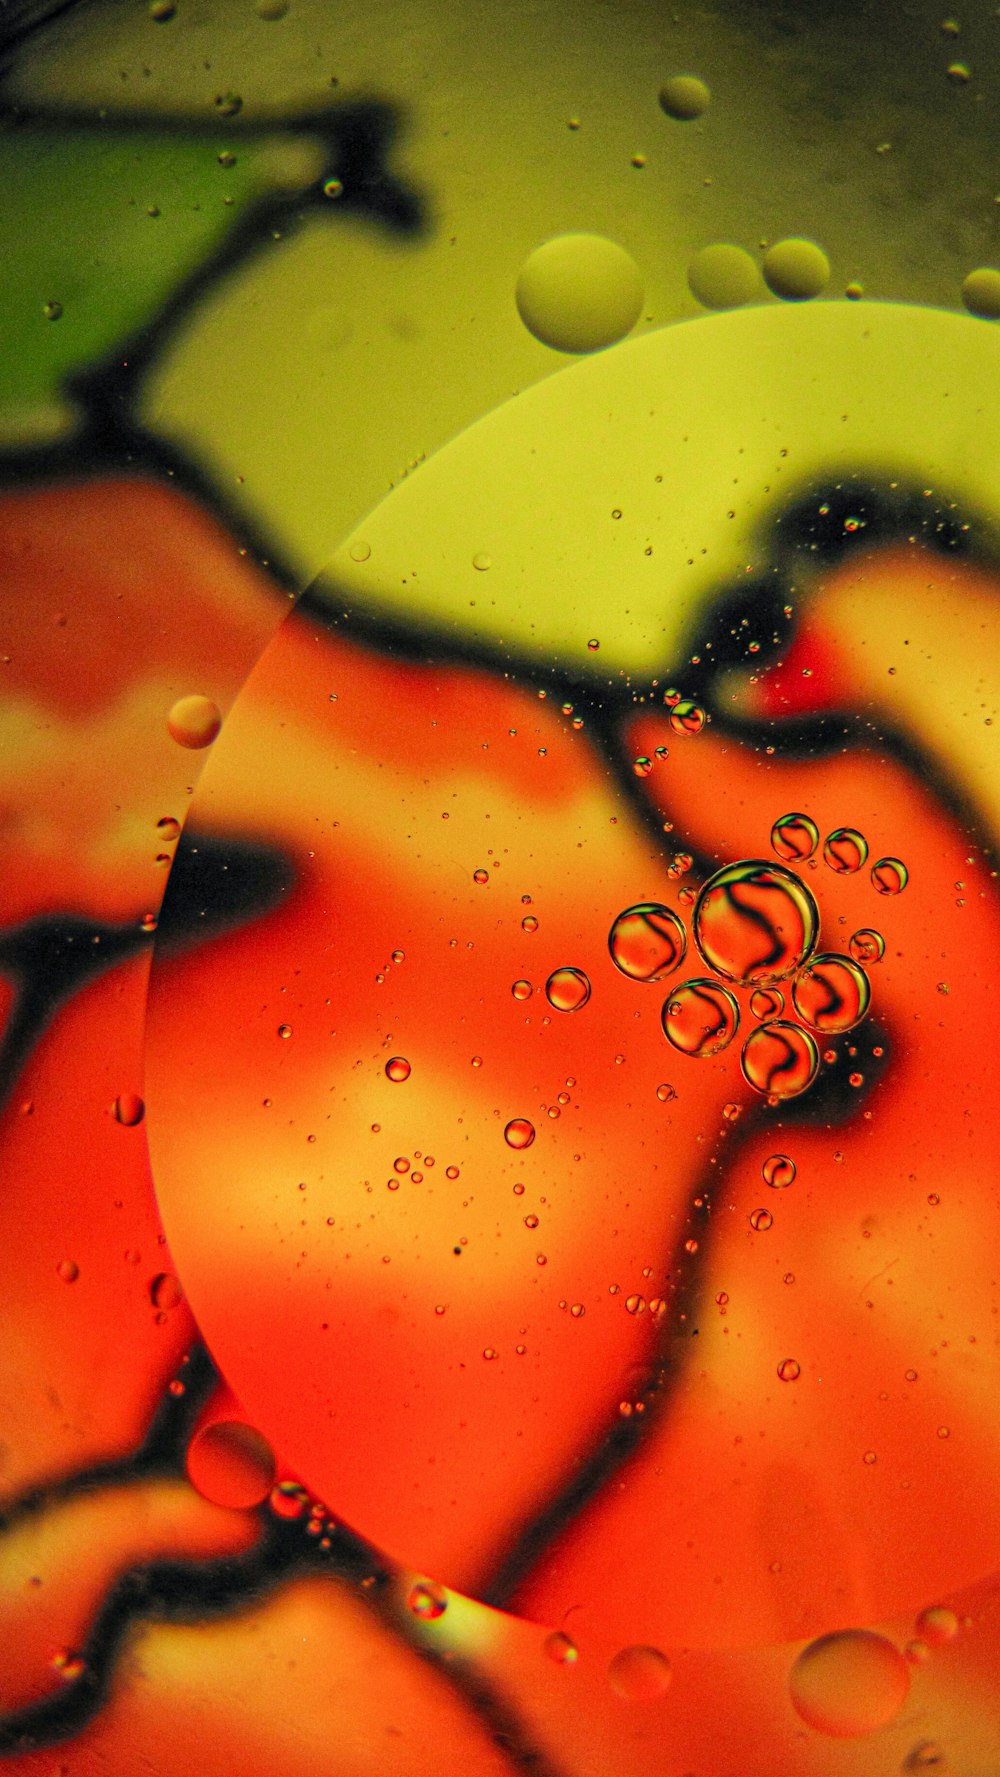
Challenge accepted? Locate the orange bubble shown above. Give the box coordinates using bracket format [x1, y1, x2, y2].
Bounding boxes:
[607, 1643, 672, 1700]
[167, 693, 222, 749]
[112, 1091, 146, 1126]
[741, 1019, 819, 1098]
[791, 953, 871, 1033]
[504, 1118, 536, 1149]
[661, 978, 739, 1056]
[608, 902, 686, 982]
[915, 1604, 959, 1645]
[186, 1419, 277, 1508]
[789, 1629, 910, 1737]
[544, 966, 591, 1011]
[771, 810, 820, 861]
[823, 826, 869, 873]
[385, 1056, 411, 1082]
[693, 859, 819, 985]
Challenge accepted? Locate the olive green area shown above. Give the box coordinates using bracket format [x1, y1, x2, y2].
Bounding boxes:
[0, 121, 296, 428]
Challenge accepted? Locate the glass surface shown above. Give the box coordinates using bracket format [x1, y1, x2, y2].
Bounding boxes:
[1, 3, 998, 1773]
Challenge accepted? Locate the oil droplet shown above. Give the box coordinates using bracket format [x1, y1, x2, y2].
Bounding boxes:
[824, 827, 869, 873]
[871, 857, 908, 895]
[256, 0, 289, 16]
[771, 811, 820, 862]
[150, 1273, 182, 1310]
[742, 1020, 819, 1098]
[607, 1644, 672, 1700]
[113, 1092, 145, 1126]
[850, 927, 885, 965]
[322, 176, 344, 199]
[625, 1293, 646, 1314]
[777, 1356, 800, 1379]
[608, 903, 686, 983]
[504, 1118, 536, 1149]
[51, 1648, 85, 1679]
[57, 1259, 79, 1283]
[658, 74, 710, 119]
[408, 1580, 447, 1620]
[961, 266, 1000, 318]
[269, 1480, 309, 1519]
[42, 299, 63, 320]
[385, 1057, 411, 1082]
[792, 954, 871, 1033]
[515, 234, 643, 354]
[633, 755, 653, 777]
[187, 1420, 277, 1508]
[915, 1605, 958, 1645]
[904, 1741, 947, 1771]
[349, 540, 372, 563]
[946, 60, 970, 82]
[763, 1153, 796, 1189]
[750, 1207, 773, 1231]
[214, 92, 243, 117]
[521, 915, 539, 935]
[655, 1082, 676, 1101]
[167, 694, 222, 749]
[789, 1630, 910, 1736]
[668, 698, 705, 735]
[512, 979, 533, 1000]
[277, 1023, 293, 1040]
[545, 966, 591, 1011]
[149, 0, 176, 18]
[693, 859, 819, 984]
[157, 816, 180, 841]
[544, 1630, 579, 1665]
[763, 238, 831, 301]
[473, 867, 489, 884]
[750, 986, 784, 1020]
[687, 243, 760, 310]
[662, 979, 740, 1056]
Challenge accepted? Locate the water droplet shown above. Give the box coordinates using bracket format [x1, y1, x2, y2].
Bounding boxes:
[693, 859, 819, 984]
[408, 1580, 447, 1619]
[662, 979, 740, 1056]
[915, 1606, 958, 1645]
[849, 927, 885, 965]
[777, 1356, 800, 1379]
[686, 242, 759, 310]
[824, 827, 869, 873]
[742, 1020, 819, 1097]
[668, 698, 705, 735]
[167, 694, 222, 750]
[871, 857, 908, 895]
[512, 979, 533, 1000]
[187, 1420, 277, 1508]
[150, 1273, 182, 1310]
[763, 1153, 796, 1189]
[57, 1259, 79, 1283]
[277, 1023, 293, 1040]
[763, 238, 831, 301]
[607, 1644, 672, 1700]
[961, 266, 1000, 318]
[544, 1630, 579, 1665]
[658, 74, 710, 119]
[545, 966, 591, 1011]
[750, 986, 785, 1019]
[112, 1092, 145, 1126]
[515, 234, 643, 354]
[792, 953, 871, 1033]
[504, 1118, 536, 1149]
[771, 811, 820, 862]
[789, 1629, 910, 1736]
[609, 903, 686, 983]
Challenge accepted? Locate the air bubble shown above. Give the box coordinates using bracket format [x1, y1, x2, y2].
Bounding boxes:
[187, 1420, 276, 1509]
[824, 827, 869, 873]
[515, 234, 644, 354]
[545, 967, 591, 1011]
[385, 1057, 411, 1082]
[662, 979, 739, 1057]
[658, 74, 710, 119]
[693, 859, 819, 984]
[608, 903, 686, 982]
[408, 1580, 447, 1620]
[742, 1020, 819, 1098]
[763, 1153, 796, 1189]
[771, 811, 819, 862]
[763, 238, 831, 301]
[789, 1629, 910, 1737]
[871, 857, 908, 895]
[687, 243, 760, 310]
[750, 986, 784, 1020]
[792, 954, 871, 1033]
[849, 927, 885, 965]
[504, 1118, 536, 1149]
[607, 1644, 672, 1700]
[167, 695, 222, 749]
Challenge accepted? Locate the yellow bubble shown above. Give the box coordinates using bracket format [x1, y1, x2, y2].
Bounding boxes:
[961, 267, 1000, 319]
[789, 1629, 910, 1737]
[167, 694, 221, 749]
[687, 243, 760, 310]
[658, 75, 711, 120]
[515, 234, 644, 354]
[607, 1644, 672, 1700]
[763, 238, 831, 302]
